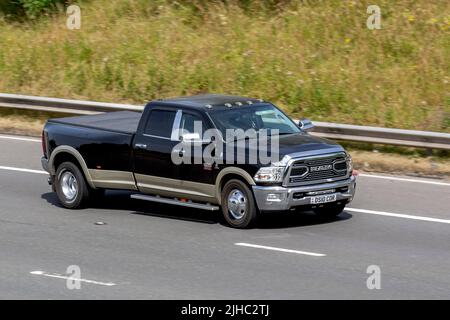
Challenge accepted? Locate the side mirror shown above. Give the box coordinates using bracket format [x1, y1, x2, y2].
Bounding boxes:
[298, 118, 314, 131]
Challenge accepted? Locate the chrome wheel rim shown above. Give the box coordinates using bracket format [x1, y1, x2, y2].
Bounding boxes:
[227, 189, 247, 220]
[60, 171, 78, 202]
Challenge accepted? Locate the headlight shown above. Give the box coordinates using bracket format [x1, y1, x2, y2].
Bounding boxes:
[346, 154, 353, 173]
[254, 167, 285, 183]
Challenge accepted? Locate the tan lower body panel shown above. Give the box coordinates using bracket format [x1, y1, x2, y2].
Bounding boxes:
[87, 170, 217, 204]
[134, 173, 218, 204]
[89, 169, 138, 190]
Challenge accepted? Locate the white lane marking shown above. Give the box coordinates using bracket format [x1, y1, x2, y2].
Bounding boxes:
[347, 208, 450, 224]
[235, 242, 326, 257]
[0, 135, 40, 142]
[358, 173, 450, 187]
[0, 166, 47, 175]
[30, 271, 116, 286]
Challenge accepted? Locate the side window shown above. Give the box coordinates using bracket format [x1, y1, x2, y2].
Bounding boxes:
[144, 110, 177, 138]
[179, 113, 205, 136]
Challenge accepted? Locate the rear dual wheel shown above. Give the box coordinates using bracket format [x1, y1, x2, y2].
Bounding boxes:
[55, 162, 103, 209]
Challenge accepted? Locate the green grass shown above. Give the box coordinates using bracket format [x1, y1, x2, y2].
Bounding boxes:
[0, 0, 449, 132]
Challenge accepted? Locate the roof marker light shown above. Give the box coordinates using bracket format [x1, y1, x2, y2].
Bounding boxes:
[246, 101, 253, 105]
[225, 103, 232, 108]
[205, 104, 212, 109]
[235, 102, 243, 106]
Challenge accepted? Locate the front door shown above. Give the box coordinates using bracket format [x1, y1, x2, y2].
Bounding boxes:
[176, 110, 217, 202]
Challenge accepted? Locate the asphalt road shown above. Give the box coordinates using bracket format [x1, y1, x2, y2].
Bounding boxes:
[0, 134, 449, 299]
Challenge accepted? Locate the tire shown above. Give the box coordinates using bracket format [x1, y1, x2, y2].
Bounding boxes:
[221, 179, 258, 229]
[313, 202, 346, 218]
[55, 162, 90, 209]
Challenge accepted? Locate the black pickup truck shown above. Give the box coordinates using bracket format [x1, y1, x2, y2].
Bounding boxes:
[41, 94, 356, 228]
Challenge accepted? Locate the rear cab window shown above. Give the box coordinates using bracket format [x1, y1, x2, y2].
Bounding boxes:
[144, 109, 177, 138]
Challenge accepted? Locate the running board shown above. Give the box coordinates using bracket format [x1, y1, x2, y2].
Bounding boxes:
[130, 194, 220, 211]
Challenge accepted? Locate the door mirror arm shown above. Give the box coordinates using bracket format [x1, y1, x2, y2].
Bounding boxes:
[297, 118, 314, 131]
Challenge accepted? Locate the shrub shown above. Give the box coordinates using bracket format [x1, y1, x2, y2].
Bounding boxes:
[0, 0, 66, 18]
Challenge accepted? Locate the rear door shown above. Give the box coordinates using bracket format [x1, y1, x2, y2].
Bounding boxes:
[133, 107, 181, 194]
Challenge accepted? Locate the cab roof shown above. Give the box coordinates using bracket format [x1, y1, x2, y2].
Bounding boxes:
[148, 94, 266, 110]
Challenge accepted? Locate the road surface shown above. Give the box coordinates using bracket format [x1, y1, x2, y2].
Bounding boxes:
[0, 134, 449, 299]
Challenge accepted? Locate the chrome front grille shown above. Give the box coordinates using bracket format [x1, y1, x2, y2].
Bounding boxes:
[287, 153, 348, 185]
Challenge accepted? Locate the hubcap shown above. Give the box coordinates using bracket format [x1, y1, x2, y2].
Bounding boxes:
[60, 171, 78, 202]
[227, 189, 247, 220]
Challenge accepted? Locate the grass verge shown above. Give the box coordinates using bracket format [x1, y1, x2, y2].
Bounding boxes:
[0, 0, 449, 132]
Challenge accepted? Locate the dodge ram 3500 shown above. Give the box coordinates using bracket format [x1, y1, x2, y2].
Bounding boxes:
[41, 94, 356, 228]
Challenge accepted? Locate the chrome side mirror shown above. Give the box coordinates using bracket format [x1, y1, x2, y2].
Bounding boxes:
[298, 118, 314, 131]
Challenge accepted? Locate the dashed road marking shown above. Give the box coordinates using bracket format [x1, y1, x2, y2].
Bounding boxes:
[0, 135, 40, 143]
[30, 271, 116, 286]
[347, 208, 450, 224]
[0, 166, 47, 175]
[235, 243, 326, 257]
[358, 173, 450, 187]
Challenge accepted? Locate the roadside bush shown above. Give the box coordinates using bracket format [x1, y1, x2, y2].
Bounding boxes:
[0, 0, 66, 18]
[0, 0, 23, 17]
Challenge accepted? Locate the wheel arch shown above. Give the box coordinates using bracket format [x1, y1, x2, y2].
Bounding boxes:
[48, 146, 96, 189]
[215, 167, 255, 205]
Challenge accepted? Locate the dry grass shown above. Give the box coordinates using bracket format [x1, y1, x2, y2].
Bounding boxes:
[351, 150, 450, 178]
[0, 112, 46, 136]
[0, 0, 448, 131]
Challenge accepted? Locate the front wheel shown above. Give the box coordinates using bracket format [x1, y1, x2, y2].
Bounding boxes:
[313, 202, 346, 218]
[221, 179, 258, 229]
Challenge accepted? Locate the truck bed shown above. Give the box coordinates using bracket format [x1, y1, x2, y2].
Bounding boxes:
[49, 111, 141, 135]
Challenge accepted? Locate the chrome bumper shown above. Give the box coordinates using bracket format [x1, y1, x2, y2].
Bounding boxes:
[252, 176, 356, 212]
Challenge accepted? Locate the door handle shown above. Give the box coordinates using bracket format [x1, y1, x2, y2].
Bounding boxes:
[135, 143, 147, 150]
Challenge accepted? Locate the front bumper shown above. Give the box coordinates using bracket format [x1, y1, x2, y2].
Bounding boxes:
[252, 176, 356, 212]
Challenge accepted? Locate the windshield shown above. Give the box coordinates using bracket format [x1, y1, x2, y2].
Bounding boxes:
[209, 104, 300, 138]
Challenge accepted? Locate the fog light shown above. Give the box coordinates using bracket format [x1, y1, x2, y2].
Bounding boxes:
[266, 193, 284, 202]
